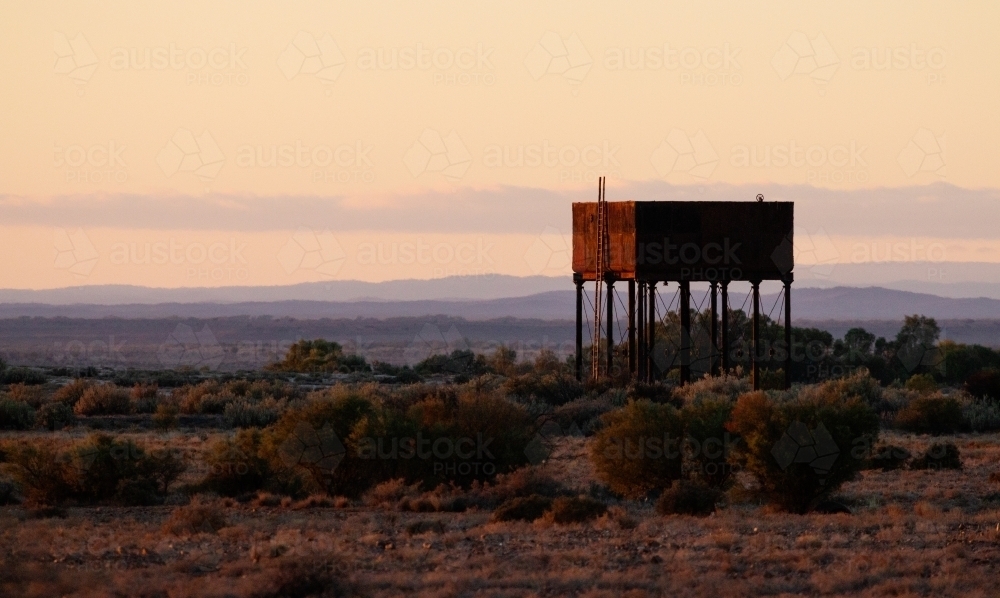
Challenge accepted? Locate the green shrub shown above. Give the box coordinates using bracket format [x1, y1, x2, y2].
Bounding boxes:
[74, 384, 132, 415]
[415, 349, 488, 377]
[551, 397, 614, 434]
[911, 442, 962, 470]
[265, 388, 380, 497]
[36, 402, 76, 431]
[71, 434, 178, 504]
[0, 399, 35, 430]
[268, 339, 369, 373]
[224, 398, 283, 428]
[655, 480, 722, 516]
[725, 390, 879, 513]
[190, 390, 237, 415]
[543, 495, 607, 524]
[490, 494, 553, 522]
[1, 434, 184, 506]
[501, 372, 583, 406]
[906, 373, 938, 393]
[965, 368, 1000, 401]
[154, 402, 179, 431]
[962, 397, 1000, 432]
[0, 367, 46, 385]
[894, 394, 963, 434]
[590, 400, 684, 499]
[130, 383, 159, 414]
[201, 429, 281, 497]
[681, 398, 737, 488]
[822, 369, 885, 411]
[199, 384, 535, 499]
[53, 379, 95, 408]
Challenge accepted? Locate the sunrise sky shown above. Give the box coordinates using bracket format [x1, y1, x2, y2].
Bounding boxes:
[1, 1, 997, 288]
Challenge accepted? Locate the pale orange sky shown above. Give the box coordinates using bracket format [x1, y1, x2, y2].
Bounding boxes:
[1, 1, 997, 288]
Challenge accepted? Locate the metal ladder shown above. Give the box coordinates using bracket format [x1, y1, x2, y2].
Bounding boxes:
[591, 176, 606, 379]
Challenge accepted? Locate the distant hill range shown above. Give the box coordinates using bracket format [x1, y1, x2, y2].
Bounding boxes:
[0, 285, 998, 322]
[4, 264, 1000, 306]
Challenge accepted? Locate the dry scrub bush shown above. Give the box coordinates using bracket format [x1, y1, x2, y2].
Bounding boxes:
[543, 495, 607, 524]
[153, 402, 179, 431]
[655, 480, 723, 516]
[894, 394, 964, 434]
[590, 400, 684, 499]
[5, 383, 47, 408]
[162, 497, 228, 535]
[910, 442, 962, 470]
[491, 494, 552, 522]
[74, 384, 132, 415]
[863, 443, 911, 471]
[672, 374, 750, 405]
[726, 389, 879, 513]
[129, 382, 159, 414]
[200, 384, 535, 499]
[53, 378, 94, 408]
